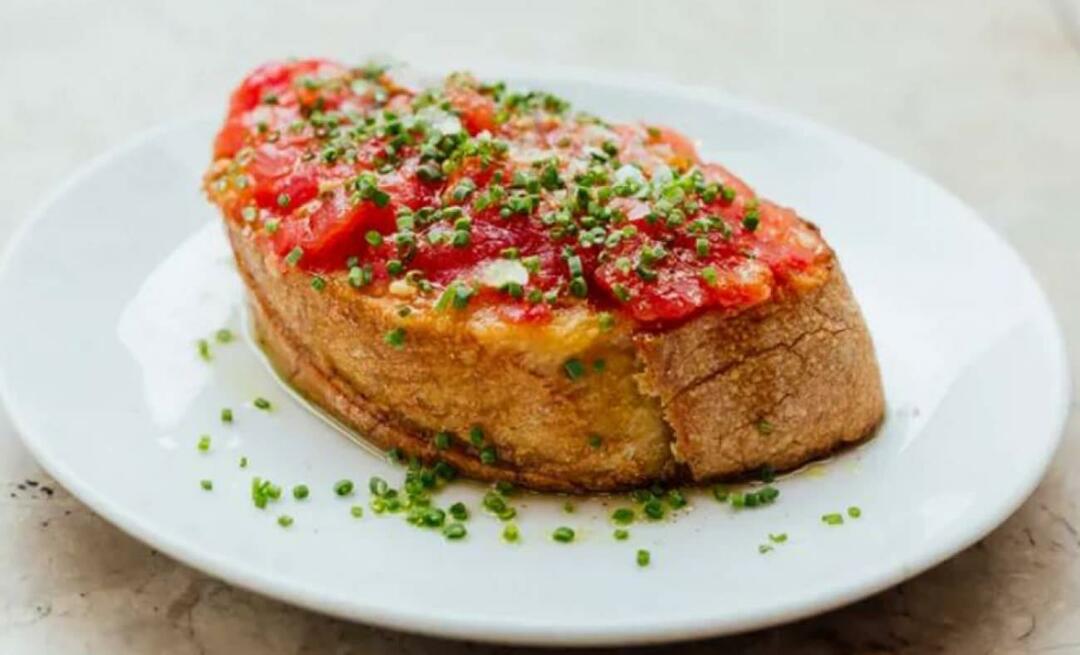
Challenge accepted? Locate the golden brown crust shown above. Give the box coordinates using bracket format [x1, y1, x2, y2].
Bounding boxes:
[231, 223, 674, 492]
[228, 224, 884, 492]
[634, 263, 885, 479]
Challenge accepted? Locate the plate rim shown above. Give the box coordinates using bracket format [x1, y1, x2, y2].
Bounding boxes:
[0, 64, 1071, 646]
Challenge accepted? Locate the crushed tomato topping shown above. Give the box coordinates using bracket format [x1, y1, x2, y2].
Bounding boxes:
[205, 59, 831, 325]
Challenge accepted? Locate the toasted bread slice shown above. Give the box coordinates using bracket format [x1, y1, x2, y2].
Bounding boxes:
[207, 60, 885, 491]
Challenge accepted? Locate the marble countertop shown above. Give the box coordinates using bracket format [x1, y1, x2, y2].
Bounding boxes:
[2, 1, 1079, 653]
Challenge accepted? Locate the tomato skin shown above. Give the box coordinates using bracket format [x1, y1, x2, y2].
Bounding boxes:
[445, 85, 497, 135]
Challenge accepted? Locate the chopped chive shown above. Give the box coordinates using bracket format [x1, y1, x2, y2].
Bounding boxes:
[848, 506, 862, 519]
[636, 549, 651, 567]
[597, 312, 615, 331]
[822, 513, 844, 526]
[643, 499, 665, 520]
[563, 501, 575, 513]
[434, 431, 451, 450]
[612, 508, 635, 525]
[758, 544, 773, 554]
[239, 456, 248, 468]
[384, 327, 406, 349]
[614, 528, 629, 540]
[292, 484, 309, 500]
[351, 505, 364, 518]
[197, 339, 212, 361]
[479, 446, 497, 464]
[220, 408, 233, 423]
[443, 522, 467, 540]
[285, 247, 303, 266]
[365, 230, 383, 246]
[215, 328, 234, 344]
[276, 193, 291, 208]
[552, 526, 575, 543]
[502, 523, 520, 542]
[449, 502, 469, 521]
[200, 479, 213, 491]
[563, 358, 586, 380]
[277, 515, 294, 528]
[196, 435, 211, 452]
[769, 532, 788, 543]
[695, 237, 709, 257]
[253, 397, 272, 411]
[712, 485, 729, 502]
[755, 418, 775, 435]
[334, 479, 355, 496]
[368, 477, 388, 496]
[700, 266, 718, 287]
[422, 508, 446, 527]
[587, 434, 603, 449]
[468, 425, 485, 447]
[666, 489, 687, 509]
[348, 265, 372, 288]
[310, 275, 327, 292]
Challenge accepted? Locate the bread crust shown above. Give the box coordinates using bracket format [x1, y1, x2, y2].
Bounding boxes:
[634, 263, 885, 479]
[230, 223, 883, 492]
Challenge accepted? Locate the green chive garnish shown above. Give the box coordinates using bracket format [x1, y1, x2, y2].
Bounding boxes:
[552, 526, 575, 543]
[196, 435, 211, 452]
[563, 358, 586, 380]
[384, 327, 406, 349]
[292, 485, 309, 500]
[368, 477, 388, 496]
[449, 502, 469, 521]
[469, 425, 485, 447]
[822, 513, 844, 526]
[334, 479, 355, 497]
[200, 479, 213, 491]
[277, 515, 294, 528]
[636, 549, 651, 567]
[285, 247, 303, 266]
[503, 523, 520, 542]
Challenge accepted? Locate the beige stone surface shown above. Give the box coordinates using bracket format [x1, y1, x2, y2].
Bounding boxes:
[1, 0, 1079, 652]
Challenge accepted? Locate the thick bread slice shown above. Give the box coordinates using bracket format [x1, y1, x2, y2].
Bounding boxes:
[635, 263, 885, 479]
[230, 221, 883, 492]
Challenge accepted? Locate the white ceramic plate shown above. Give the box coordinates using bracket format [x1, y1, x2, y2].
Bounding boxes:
[0, 67, 1069, 646]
